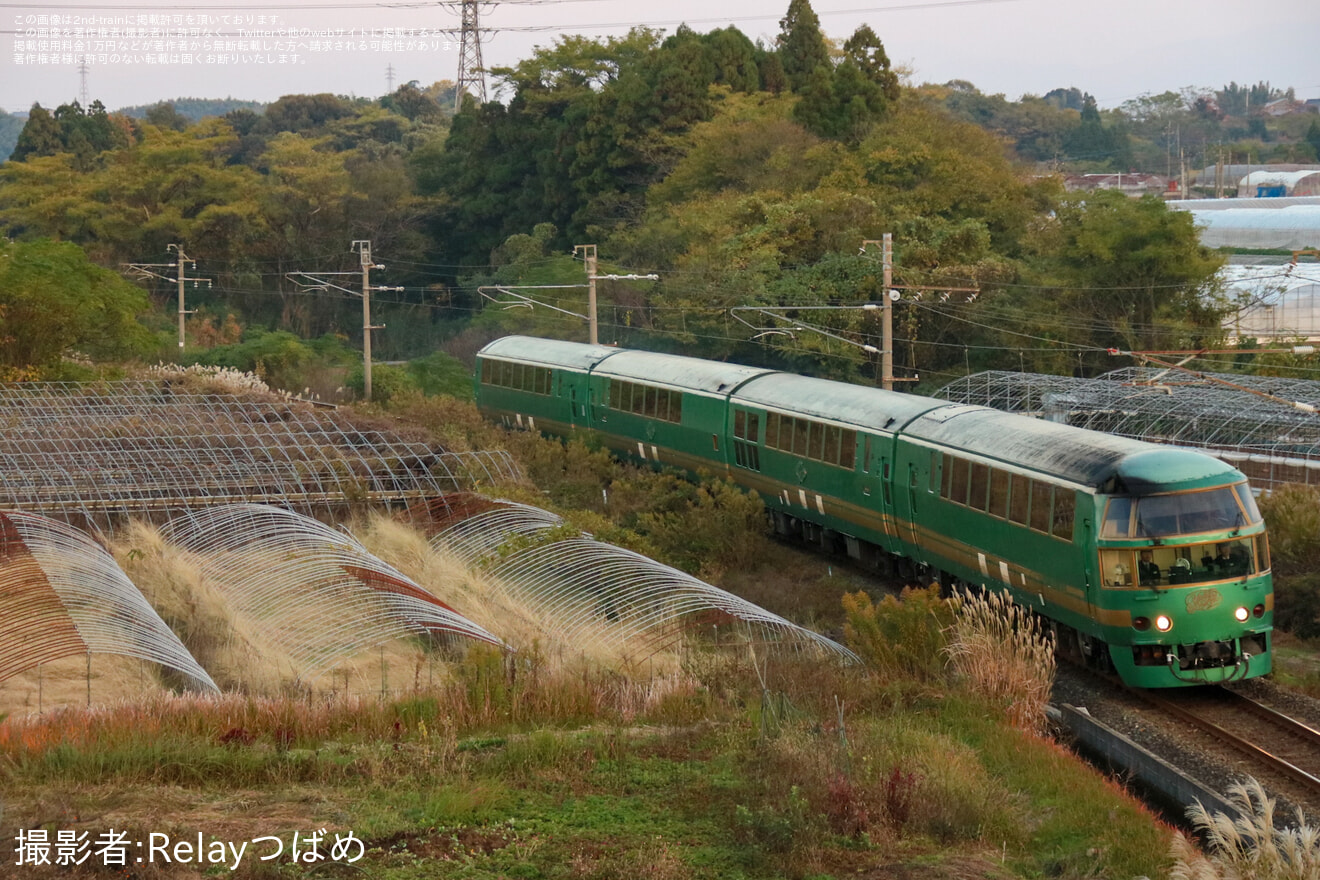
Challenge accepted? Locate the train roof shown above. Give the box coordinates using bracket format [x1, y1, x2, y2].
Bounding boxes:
[734, 373, 946, 432]
[590, 350, 776, 394]
[904, 406, 1242, 493]
[478, 336, 622, 371]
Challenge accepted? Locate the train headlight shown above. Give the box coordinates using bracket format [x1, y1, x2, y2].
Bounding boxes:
[1155, 614, 1173, 633]
[1254, 604, 1266, 619]
[1132, 616, 1151, 631]
[1235, 606, 1250, 622]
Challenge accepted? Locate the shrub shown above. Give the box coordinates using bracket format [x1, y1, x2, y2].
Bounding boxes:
[346, 361, 418, 404]
[841, 585, 953, 681]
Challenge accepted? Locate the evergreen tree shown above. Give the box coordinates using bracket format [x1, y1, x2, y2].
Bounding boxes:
[777, 0, 830, 92]
[9, 104, 63, 162]
[1307, 119, 1320, 161]
[759, 52, 787, 94]
[792, 25, 898, 142]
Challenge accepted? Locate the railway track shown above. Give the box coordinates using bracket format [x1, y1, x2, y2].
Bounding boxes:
[1131, 686, 1320, 803]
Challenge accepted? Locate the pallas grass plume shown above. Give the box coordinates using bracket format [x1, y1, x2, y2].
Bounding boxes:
[944, 587, 1055, 735]
[1171, 777, 1320, 879]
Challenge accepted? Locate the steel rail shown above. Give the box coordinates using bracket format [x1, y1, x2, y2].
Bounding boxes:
[1131, 687, 1320, 798]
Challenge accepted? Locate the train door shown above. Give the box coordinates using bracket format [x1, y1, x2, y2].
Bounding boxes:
[859, 434, 894, 552]
[905, 462, 923, 551]
[569, 383, 583, 428]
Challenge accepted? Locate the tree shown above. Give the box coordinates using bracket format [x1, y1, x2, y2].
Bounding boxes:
[702, 26, 761, 93]
[793, 24, 899, 141]
[8, 104, 63, 162]
[381, 81, 444, 122]
[1308, 119, 1320, 161]
[1024, 191, 1225, 356]
[776, 0, 830, 92]
[0, 238, 152, 373]
[1043, 87, 1085, 111]
[144, 102, 190, 131]
[759, 52, 787, 94]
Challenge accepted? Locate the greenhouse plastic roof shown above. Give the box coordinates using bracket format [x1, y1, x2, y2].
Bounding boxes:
[1179, 205, 1320, 249]
[935, 367, 1320, 458]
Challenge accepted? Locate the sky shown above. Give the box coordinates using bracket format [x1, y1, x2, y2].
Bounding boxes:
[2, 0, 1318, 114]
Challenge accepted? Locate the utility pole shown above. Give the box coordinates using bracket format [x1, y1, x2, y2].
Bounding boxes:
[862, 237, 895, 390]
[285, 243, 400, 402]
[353, 240, 394, 403]
[575, 244, 598, 344]
[124, 246, 211, 351]
[572, 245, 657, 345]
[882, 233, 893, 391]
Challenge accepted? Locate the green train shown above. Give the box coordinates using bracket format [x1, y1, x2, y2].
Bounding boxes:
[475, 336, 1273, 688]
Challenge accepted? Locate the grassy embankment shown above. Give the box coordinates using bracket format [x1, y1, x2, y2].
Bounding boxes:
[0, 390, 1183, 878]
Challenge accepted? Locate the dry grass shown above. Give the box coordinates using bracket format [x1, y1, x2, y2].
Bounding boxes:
[3, 515, 706, 716]
[0, 653, 158, 717]
[1170, 777, 1320, 879]
[944, 588, 1056, 736]
[358, 512, 684, 676]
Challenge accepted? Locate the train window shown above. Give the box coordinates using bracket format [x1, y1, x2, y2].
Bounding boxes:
[794, 419, 810, 457]
[969, 462, 990, 511]
[734, 442, 746, 468]
[1256, 533, 1270, 572]
[1134, 488, 1243, 536]
[942, 456, 953, 498]
[1030, 482, 1052, 533]
[809, 422, 825, 461]
[989, 469, 1010, 518]
[734, 410, 746, 439]
[863, 435, 872, 473]
[536, 368, 549, 395]
[644, 387, 658, 417]
[1234, 483, 1263, 524]
[1052, 491, 1075, 541]
[1009, 474, 1029, 524]
[840, 430, 855, 469]
[1102, 498, 1132, 537]
[656, 390, 670, 422]
[609, 381, 620, 409]
[1100, 549, 1135, 588]
[669, 391, 683, 423]
[950, 457, 969, 505]
[766, 413, 781, 449]
[823, 425, 841, 465]
[929, 451, 940, 493]
[747, 414, 759, 443]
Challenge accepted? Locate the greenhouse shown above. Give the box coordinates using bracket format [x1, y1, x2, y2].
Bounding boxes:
[1223, 262, 1320, 342]
[934, 367, 1320, 491]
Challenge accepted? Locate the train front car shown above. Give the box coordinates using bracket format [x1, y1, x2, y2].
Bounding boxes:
[1094, 448, 1272, 687]
[901, 406, 1272, 689]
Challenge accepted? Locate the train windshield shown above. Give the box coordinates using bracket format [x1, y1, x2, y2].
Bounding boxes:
[1101, 483, 1261, 538]
[1100, 535, 1269, 589]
